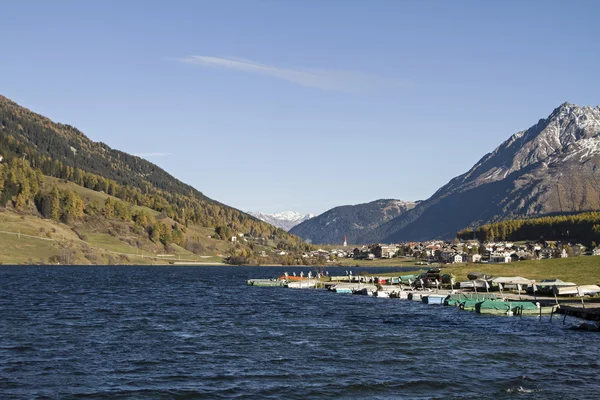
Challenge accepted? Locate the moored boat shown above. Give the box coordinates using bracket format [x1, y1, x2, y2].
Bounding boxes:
[553, 284, 600, 296]
[390, 291, 409, 299]
[374, 285, 397, 298]
[286, 279, 318, 289]
[422, 294, 447, 305]
[352, 284, 378, 296]
[247, 279, 286, 287]
[476, 300, 557, 315]
[408, 292, 426, 301]
[445, 293, 500, 307]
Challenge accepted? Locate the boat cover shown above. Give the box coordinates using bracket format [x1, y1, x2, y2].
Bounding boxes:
[477, 300, 538, 312]
[491, 276, 534, 285]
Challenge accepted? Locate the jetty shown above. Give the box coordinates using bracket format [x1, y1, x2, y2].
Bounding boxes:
[248, 270, 600, 324]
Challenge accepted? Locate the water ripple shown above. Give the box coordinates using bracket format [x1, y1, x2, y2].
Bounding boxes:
[1, 266, 599, 399]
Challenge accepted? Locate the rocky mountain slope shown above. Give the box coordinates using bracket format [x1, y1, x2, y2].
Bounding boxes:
[364, 102, 600, 242]
[248, 211, 314, 231]
[289, 199, 417, 244]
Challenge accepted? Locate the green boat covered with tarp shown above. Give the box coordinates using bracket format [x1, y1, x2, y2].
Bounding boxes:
[457, 299, 486, 311]
[398, 274, 420, 284]
[445, 293, 500, 307]
[476, 300, 557, 315]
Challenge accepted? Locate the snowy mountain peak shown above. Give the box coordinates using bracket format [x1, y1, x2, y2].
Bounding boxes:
[248, 211, 315, 231]
[457, 102, 600, 188]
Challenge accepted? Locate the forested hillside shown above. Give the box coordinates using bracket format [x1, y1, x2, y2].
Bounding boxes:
[0, 95, 310, 264]
[457, 211, 600, 245]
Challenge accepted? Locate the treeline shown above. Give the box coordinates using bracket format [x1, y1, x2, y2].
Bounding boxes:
[0, 95, 208, 199]
[457, 212, 600, 244]
[0, 106, 302, 248]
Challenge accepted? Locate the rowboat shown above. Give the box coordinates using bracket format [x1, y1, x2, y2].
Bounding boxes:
[390, 291, 409, 299]
[445, 293, 499, 307]
[247, 279, 286, 287]
[553, 285, 600, 296]
[352, 284, 378, 296]
[286, 279, 318, 289]
[374, 285, 397, 298]
[476, 300, 557, 315]
[422, 294, 447, 305]
[408, 292, 426, 301]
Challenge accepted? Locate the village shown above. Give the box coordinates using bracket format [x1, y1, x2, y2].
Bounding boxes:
[301, 239, 600, 264]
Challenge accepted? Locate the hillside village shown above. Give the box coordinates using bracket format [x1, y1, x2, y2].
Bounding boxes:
[300, 240, 600, 265]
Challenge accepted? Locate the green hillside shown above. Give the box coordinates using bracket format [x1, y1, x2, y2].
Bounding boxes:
[0, 94, 312, 265]
[457, 212, 600, 245]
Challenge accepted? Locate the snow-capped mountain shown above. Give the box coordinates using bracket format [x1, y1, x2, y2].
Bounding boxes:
[248, 211, 315, 231]
[362, 102, 600, 242]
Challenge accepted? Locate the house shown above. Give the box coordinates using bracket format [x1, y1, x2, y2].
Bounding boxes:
[450, 254, 463, 264]
[538, 248, 554, 259]
[560, 249, 568, 258]
[374, 245, 397, 259]
[466, 254, 482, 263]
[489, 252, 511, 263]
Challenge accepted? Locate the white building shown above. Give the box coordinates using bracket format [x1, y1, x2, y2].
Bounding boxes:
[466, 254, 482, 263]
[489, 252, 511, 263]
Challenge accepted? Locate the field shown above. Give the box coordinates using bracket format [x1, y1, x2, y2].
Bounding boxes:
[335, 256, 426, 268]
[443, 257, 600, 285]
[335, 256, 600, 285]
[0, 208, 229, 265]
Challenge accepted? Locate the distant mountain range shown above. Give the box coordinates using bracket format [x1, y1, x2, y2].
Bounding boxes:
[289, 199, 417, 244]
[290, 103, 600, 244]
[248, 211, 314, 231]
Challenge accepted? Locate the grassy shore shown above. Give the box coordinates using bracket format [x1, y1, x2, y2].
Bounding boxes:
[337, 256, 600, 285]
[443, 257, 600, 285]
[0, 209, 228, 265]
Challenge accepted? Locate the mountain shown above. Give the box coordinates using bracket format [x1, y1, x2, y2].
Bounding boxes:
[0, 94, 306, 264]
[363, 102, 600, 242]
[289, 199, 417, 244]
[248, 211, 314, 231]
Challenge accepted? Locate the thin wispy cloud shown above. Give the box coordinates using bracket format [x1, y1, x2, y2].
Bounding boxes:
[177, 55, 403, 92]
[134, 152, 172, 158]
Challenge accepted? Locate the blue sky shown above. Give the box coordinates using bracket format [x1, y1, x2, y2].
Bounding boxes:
[1, 1, 599, 215]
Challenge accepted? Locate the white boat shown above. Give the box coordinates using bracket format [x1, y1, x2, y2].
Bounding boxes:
[390, 291, 409, 299]
[286, 279, 318, 289]
[352, 284, 378, 296]
[459, 279, 490, 290]
[331, 283, 357, 293]
[408, 292, 427, 301]
[374, 285, 397, 298]
[553, 284, 600, 296]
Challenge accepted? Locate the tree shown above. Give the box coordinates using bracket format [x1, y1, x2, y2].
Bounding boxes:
[0, 164, 6, 200]
[42, 186, 61, 221]
[103, 197, 115, 219]
[151, 221, 172, 246]
[171, 225, 186, 247]
[62, 189, 84, 222]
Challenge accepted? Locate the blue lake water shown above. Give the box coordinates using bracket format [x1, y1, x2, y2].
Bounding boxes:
[1, 266, 599, 399]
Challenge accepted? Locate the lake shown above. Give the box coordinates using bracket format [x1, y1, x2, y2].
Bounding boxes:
[1, 266, 598, 399]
